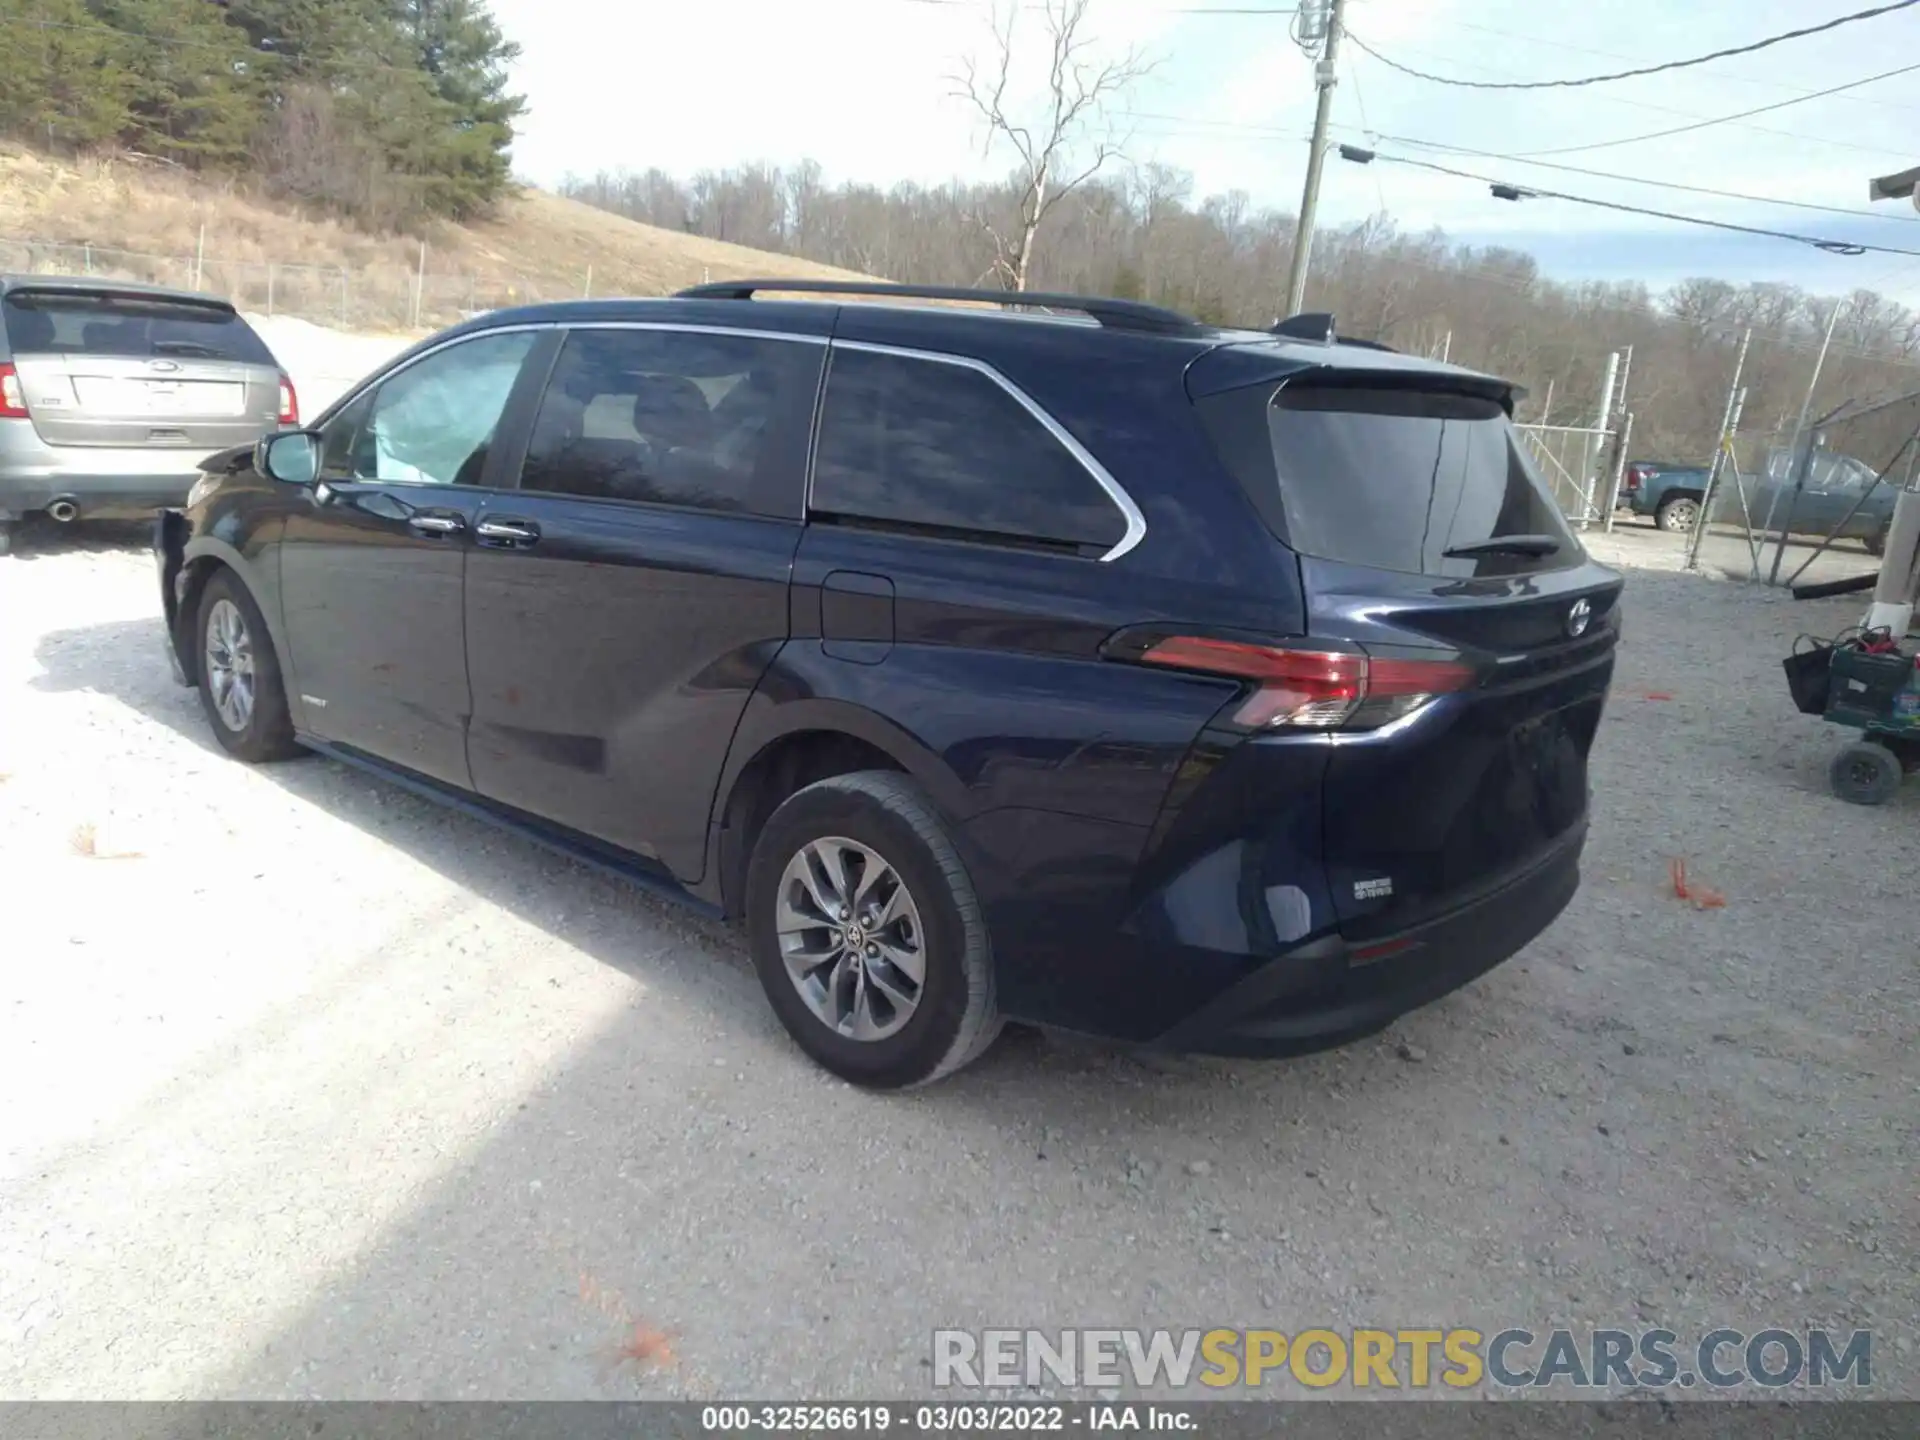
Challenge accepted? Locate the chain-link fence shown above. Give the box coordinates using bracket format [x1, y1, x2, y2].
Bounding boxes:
[0, 235, 608, 333]
[1688, 388, 1920, 591]
[1510, 347, 1633, 531]
[1516, 421, 1622, 528]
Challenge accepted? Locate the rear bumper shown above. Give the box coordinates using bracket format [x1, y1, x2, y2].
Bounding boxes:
[0, 472, 198, 521]
[0, 426, 211, 520]
[1154, 822, 1584, 1058]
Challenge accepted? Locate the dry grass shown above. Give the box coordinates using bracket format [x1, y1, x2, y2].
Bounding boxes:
[0, 145, 882, 312]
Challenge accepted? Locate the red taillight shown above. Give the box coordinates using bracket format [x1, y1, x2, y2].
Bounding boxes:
[277, 372, 299, 426]
[0, 363, 28, 420]
[1624, 465, 1647, 491]
[1134, 635, 1473, 731]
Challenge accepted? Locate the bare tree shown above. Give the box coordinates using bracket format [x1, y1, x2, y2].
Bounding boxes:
[559, 155, 1920, 459]
[955, 0, 1151, 291]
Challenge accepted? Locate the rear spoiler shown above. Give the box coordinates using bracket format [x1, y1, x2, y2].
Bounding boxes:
[1189, 341, 1523, 411]
[3, 284, 239, 315]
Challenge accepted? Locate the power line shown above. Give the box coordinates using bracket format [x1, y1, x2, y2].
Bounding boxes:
[20, 16, 439, 87]
[1509, 59, 1920, 158]
[1118, 107, 1920, 222]
[1339, 36, 1914, 160]
[1342, 146, 1920, 258]
[1373, 137, 1920, 225]
[1340, 46, 1390, 214]
[1436, 17, 1920, 115]
[1343, 1, 1920, 90]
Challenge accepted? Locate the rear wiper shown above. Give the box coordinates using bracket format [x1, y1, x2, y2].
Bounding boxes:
[151, 340, 229, 358]
[1443, 534, 1563, 559]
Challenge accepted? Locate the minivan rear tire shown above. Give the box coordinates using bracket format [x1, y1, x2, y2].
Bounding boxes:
[745, 770, 1001, 1088]
[195, 569, 304, 764]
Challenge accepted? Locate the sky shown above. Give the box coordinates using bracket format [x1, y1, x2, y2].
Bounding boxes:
[485, 0, 1920, 305]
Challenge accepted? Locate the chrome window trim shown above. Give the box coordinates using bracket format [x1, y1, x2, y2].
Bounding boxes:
[320, 321, 827, 431]
[323, 322, 1149, 560]
[817, 339, 1148, 562]
[562, 321, 829, 347]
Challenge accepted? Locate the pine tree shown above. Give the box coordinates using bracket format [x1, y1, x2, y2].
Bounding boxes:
[89, 0, 259, 163]
[0, 0, 527, 228]
[0, 0, 136, 149]
[391, 0, 526, 216]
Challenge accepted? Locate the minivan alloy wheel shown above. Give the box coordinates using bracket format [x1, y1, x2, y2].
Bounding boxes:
[204, 598, 256, 732]
[776, 836, 926, 1040]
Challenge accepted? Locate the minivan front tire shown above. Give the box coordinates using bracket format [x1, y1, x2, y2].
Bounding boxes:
[194, 569, 304, 764]
[745, 770, 1001, 1088]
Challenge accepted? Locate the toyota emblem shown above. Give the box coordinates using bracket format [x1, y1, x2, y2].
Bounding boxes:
[1566, 598, 1592, 638]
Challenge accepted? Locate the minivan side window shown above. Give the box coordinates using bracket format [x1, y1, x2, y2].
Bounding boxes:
[518, 327, 822, 517]
[318, 389, 374, 481]
[324, 331, 537, 487]
[810, 346, 1128, 552]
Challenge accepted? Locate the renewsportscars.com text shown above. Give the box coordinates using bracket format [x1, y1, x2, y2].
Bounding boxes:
[931, 1327, 1873, 1392]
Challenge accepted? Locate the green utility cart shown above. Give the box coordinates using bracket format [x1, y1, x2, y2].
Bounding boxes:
[1786, 631, 1920, 805]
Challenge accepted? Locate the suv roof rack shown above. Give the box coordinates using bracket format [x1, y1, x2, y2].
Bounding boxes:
[674, 279, 1204, 336]
[1267, 310, 1400, 353]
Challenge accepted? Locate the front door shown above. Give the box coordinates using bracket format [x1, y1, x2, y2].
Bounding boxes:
[277, 329, 545, 789]
[462, 322, 824, 881]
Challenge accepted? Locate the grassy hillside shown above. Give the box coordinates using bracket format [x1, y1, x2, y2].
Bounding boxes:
[0, 146, 883, 334]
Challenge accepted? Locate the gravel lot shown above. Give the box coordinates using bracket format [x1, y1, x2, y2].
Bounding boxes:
[1, 520, 1914, 1400]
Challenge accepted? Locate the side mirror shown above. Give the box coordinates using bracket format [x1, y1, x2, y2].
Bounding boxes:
[257, 430, 320, 486]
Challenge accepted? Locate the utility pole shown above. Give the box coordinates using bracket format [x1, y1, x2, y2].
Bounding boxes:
[1284, 0, 1345, 316]
[1866, 160, 1920, 634]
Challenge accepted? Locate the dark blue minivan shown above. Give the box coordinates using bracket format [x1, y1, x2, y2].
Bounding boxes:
[156, 281, 1622, 1087]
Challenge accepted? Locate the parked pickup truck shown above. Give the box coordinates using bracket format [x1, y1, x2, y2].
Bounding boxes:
[1620, 450, 1896, 555]
[1619, 460, 1711, 534]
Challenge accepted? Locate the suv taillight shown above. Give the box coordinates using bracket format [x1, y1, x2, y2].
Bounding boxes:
[0, 363, 27, 419]
[1129, 635, 1473, 731]
[277, 372, 299, 426]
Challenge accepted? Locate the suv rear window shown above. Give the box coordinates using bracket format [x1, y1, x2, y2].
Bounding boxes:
[2, 290, 274, 365]
[1197, 380, 1580, 576]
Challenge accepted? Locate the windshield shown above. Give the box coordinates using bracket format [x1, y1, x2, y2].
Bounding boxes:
[2, 291, 273, 365]
[1198, 380, 1583, 578]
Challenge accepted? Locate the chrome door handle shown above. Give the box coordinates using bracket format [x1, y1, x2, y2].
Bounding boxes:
[408, 512, 465, 535]
[475, 517, 540, 545]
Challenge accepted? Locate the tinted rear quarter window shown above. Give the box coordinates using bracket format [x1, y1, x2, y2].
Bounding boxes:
[1197, 380, 1580, 577]
[811, 346, 1127, 553]
[2, 291, 274, 365]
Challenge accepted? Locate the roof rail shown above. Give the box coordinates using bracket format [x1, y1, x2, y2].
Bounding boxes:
[674, 278, 1203, 335]
[1267, 310, 1400, 353]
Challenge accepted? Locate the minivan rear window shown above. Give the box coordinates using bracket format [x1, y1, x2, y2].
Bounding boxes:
[2, 290, 274, 365]
[1197, 380, 1581, 576]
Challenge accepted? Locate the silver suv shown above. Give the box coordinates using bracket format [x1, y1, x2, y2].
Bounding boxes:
[0, 277, 294, 554]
